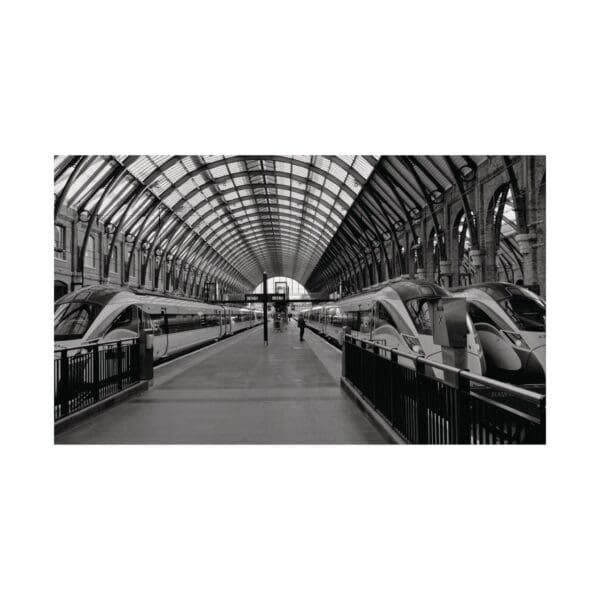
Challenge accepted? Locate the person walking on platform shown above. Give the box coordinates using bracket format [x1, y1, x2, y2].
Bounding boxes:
[297, 314, 306, 341]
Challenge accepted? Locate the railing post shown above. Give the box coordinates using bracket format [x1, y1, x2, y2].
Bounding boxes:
[60, 348, 69, 418]
[415, 358, 428, 444]
[139, 329, 154, 385]
[92, 342, 100, 403]
[117, 340, 123, 391]
[455, 372, 471, 444]
[538, 396, 546, 444]
[390, 350, 397, 428]
[358, 340, 364, 393]
[372, 343, 380, 412]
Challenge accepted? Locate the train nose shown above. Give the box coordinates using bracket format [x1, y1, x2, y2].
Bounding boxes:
[468, 351, 485, 375]
[527, 345, 546, 378]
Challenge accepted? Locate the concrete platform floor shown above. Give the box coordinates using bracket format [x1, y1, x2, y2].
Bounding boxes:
[55, 321, 387, 444]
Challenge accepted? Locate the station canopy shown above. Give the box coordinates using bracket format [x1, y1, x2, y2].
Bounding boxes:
[54, 155, 488, 292]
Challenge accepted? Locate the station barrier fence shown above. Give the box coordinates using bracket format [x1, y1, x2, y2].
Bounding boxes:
[54, 337, 141, 422]
[343, 335, 546, 444]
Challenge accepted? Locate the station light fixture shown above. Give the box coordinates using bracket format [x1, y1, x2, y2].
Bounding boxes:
[430, 189, 444, 204]
[460, 165, 475, 182]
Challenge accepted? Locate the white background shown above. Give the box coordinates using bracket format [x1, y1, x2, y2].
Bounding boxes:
[1, 1, 599, 599]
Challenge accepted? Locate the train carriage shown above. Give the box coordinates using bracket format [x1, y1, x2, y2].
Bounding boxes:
[451, 283, 546, 385]
[54, 285, 261, 362]
[303, 280, 486, 375]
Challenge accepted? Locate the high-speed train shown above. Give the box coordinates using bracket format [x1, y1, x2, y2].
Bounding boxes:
[54, 285, 262, 361]
[301, 280, 486, 375]
[451, 283, 546, 385]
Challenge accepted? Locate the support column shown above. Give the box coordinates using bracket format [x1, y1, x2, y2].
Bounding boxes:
[71, 219, 79, 290]
[439, 260, 453, 289]
[470, 249, 486, 283]
[262, 271, 268, 346]
[515, 233, 538, 288]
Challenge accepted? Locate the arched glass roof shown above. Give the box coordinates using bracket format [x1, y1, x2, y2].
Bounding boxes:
[306, 155, 489, 290]
[54, 155, 379, 290]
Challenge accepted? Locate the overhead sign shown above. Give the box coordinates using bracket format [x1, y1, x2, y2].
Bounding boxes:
[245, 293, 287, 303]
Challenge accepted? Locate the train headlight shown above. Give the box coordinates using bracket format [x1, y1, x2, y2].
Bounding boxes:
[502, 330, 529, 349]
[403, 334, 424, 356]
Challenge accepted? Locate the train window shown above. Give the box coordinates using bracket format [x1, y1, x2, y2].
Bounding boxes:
[405, 298, 432, 335]
[55, 302, 101, 340]
[359, 311, 371, 333]
[107, 306, 139, 336]
[170, 314, 182, 333]
[375, 303, 394, 329]
[467, 302, 497, 328]
[165, 313, 205, 333]
[346, 311, 360, 331]
[500, 295, 545, 332]
[140, 310, 152, 330]
[196, 312, 220, 328]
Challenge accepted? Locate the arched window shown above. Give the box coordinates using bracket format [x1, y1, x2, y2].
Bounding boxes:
[111, 245, 119, 273]
[84, 235, 96, 268]
[54, 224, 66, 260]
[491, 188, 523, 283]
[411, 237, 422, 274]
[456, 213, 475, 286]
[130, 251, 136, 278]
[394, 241, 406, 275]
[429, 229, 441, 284]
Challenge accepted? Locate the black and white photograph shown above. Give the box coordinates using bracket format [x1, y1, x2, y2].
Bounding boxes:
[3, 2, 599, 600]
[53, 155, 546, 444]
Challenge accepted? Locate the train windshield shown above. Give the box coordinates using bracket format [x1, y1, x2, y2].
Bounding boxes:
[405, 298, 433, 335]
[54, 302, 102, 340]
[499, 294, 545, 332]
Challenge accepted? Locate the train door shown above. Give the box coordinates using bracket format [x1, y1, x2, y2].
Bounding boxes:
[150, 308, 169, 359]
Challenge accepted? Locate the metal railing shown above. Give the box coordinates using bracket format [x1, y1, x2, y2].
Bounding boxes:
[343, 335, 546, 444]
[54, 337, 141, 422]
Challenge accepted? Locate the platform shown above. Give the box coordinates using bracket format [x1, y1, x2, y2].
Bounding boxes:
[55, 322, 388, 444]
